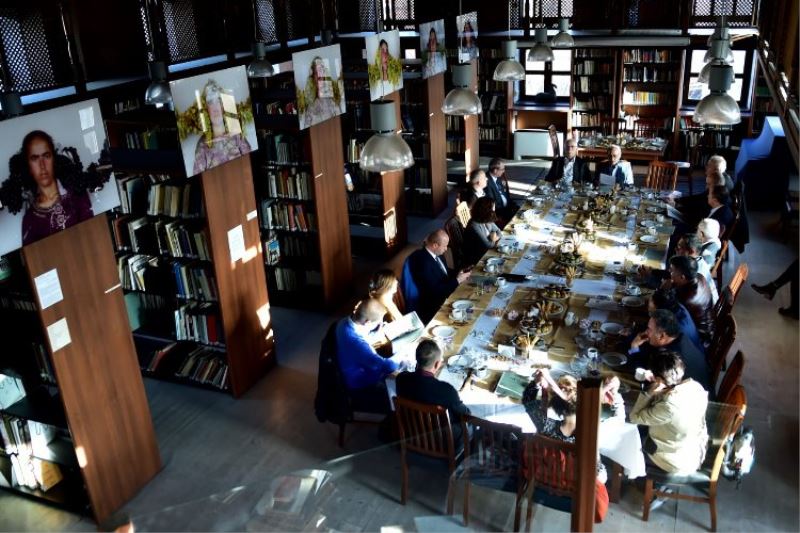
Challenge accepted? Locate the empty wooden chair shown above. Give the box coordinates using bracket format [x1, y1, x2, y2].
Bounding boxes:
[452, 416, 524, 528]
[393, 396, 458, 512]
[644, 161, 678, 191]
[708, 314, 736, 390]
[455, 200, 471, 228]
[711, 240, 729, 288]
[728, 263, 749, 303]
[711, 287, 734, 332]
[520, 434, 578, 531]
[642, 385, 747, 532]
[444, 215, 466, 270]
[716, 350, 745, 403]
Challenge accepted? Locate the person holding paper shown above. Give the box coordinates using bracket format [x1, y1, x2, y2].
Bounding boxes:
[594, 144, 633, 188]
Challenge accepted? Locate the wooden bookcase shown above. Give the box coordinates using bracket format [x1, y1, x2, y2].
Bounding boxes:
[477, 46, 512, 159]
[0, 216, 161, 523]
[569, 48, 618, 139]
[105, 110, 275, 397]
[250, 70, 353, 308]
[401, 73, 448, 217]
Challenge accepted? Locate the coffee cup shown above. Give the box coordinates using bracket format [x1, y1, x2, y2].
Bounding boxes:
[486, 263, 498, 273]
[656, 214, 665, 223]
[452, 308, 466, 321]
[635, 367, 648, 382]
[564, 311, 576, 326]
[586, 347, 599, 360]
[648, 226, 658, 236]
[499, 245, 511, 254]
[496, 276, 507, 288]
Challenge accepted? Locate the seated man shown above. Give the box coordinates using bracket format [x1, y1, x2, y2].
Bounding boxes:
[648, 287, 705, 356]
[336, 298, 400, 414]
[629, 309, 710, 391]
[707, 185, 735, 238]
[667, 255, 714, 345]
[545, 138, 591, 186]
[404, 229, 470, 324]
[396, 339, 470, 444]
[629, 351, 709, 477]
[594, 144, 633, 188]
[484, 157, 518, 224]
[668, 156, 732, 228]
[640, 233, 719, 304]
[458, 169, 487, 208]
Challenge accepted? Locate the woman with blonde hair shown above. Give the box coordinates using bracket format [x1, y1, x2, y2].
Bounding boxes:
[368, 269, 404, 322]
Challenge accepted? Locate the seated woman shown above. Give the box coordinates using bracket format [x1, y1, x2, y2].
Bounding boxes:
[462, 197, 501, 266]
[697, 218, 722, 267]
[368, 269, 404, 322]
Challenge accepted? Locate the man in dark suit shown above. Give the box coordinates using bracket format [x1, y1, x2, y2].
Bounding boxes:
[484, 158, 518, 225]
[396, 339, 471, 444]
[594, 144, 633, 188]
[545, 138, 591, 185]
[707, 185, 735, 237]
[404, 229, 470, 324]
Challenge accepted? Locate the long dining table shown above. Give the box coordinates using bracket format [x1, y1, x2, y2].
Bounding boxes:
[389, 180, 677, 489]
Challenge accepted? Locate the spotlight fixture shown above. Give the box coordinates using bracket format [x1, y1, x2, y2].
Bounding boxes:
[359, 100, 414, 172]
[528, 27, 554, 62]
[493, 40, 525, 81]
[443, 64, 482, 116]
[144, 60, 172, 106]
[247, 42, 275, 78]
[551, 18, 574, 48]
[694, 63, 740, 125]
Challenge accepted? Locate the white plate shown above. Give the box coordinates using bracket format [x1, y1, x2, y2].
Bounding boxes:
[452, 300, 474, 312]
[646, 206, 661, 213]
[486, 257, 505, 266]
[639, 219, 657, 228]
[621, 296, 645, 307]
[447, 354, 472, 368]
[601, 352, 628, 367]
[432, 325, 456, 339]
[639, 235, 659, 244]
[600, 322, 624, 335]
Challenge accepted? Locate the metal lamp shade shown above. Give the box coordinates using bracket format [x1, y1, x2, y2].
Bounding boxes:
[528, 28, 554, 62]
[703, 40, 734, 65]
[443, 64, 482, 115]
[247, 42, 274, 78]
[551, 19, 574, 48]
[145, 61, 173, 106]
[493, 41, 525, 81]
[694, 64, 740, 125]
[359, 100, 415, 172]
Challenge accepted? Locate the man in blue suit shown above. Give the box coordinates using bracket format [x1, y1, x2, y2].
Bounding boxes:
[594, 144, 634, 188]
[404, 229, 471, 324]
[484, 158, 518, 225]
[336, 298, 400, 413]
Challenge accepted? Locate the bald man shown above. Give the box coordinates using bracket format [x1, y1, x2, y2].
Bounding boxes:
[404, 229, 471, 323]
[595, 144, 634, 188]
[546, 138, 592, 185]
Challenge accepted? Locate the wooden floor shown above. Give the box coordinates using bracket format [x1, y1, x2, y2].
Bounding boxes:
[1, 160, 798, 532]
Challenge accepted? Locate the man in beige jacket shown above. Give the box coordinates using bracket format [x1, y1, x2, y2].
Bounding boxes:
[630, 350, 709, 475]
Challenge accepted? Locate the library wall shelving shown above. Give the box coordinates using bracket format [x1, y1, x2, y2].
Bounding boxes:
[105, 109, 275, 397]
[0, 216, 161, 523]
[477, 47, 512, 159]
[570, 48, 617, 139]
[250, 68, 353, 308]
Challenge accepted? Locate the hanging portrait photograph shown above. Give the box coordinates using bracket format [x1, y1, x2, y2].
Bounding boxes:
[170, 65, 257, 178]
[0, 99, 119, 257]
[365, 30, 403, 101]
[293, 44, 347, 130]
[457, 12, 479, 63]
[419, 19, 447, 79]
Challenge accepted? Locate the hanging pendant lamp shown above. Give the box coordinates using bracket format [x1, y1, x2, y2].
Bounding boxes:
[443, 64, 482, 115]
[551, 18, 574, 48]
[493, 40, 525, 81]
[359, 100, 414, 172]
[694, 63, 740, 125]
[528, 27, 554, 62]
[247, 1, 274, 78]
[699, 37, 733, 84]
[145, 60, 172, 106]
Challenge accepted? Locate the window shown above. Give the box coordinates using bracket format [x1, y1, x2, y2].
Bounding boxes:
[685, 49, 750, 104]
[523, 49, 572, 101]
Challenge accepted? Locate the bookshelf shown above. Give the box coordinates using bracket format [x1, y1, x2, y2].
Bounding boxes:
[751, 64, 774, 136]
[477, 47, 512, 158]
[250, 70, 353, 308]
[401, 73, 448, 217]
[570, 48, 618, 139]
[106, 110, 275, 397]
[0, 216, 161, 523]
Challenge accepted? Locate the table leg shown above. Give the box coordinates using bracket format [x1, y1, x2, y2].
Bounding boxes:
[609, 461, 624, 503]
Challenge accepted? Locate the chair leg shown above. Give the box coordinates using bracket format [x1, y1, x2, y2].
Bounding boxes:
[524, 482, 536, 532]
[445, 473, 455, 516]
[462, 479, 470, 525]
[642, 478, 654, 521]
[338, 423, 346, 448]
[709, 482, 718, 532]
[513, 489, 522, 532]
[400, 448, 408, 505]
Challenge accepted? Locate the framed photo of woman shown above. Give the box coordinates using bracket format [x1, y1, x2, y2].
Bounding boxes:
[365, 30, 403, 102]
[419, 19, 447, 79]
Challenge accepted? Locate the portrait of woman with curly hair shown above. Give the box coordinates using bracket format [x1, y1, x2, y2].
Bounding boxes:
[366, 30, 403, 102]
[293, 45, 346, 130]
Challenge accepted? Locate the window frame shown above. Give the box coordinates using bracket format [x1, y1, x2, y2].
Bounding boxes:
[682, 46, 755, 110]
[521, 48, 572, 103]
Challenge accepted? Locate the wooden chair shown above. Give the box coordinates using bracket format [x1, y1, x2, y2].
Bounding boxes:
[452, 416, 524, 528]
[444, 215, 467, 270]
[711, 287, 734, 332]
[520, 434, 578, 531]
[642, 385, 747, 532]
[393, 396, 458, 512]
[455, 200, 471, 228]
[634, 118, 662, 138]
[727, 263, 749, 304]
[548, 124, 561, 158]
[708, 314, 736, 390]
[644, 161, 678, 191]
[711, 240, 729, 289]
[716, 350, 744, 404]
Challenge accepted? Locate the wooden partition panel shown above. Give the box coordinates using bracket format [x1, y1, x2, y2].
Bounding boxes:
[427, 73, 448, 215]
[464, 59, 480, 174]
[308, 115, 354, 304]
[572, 378, 601, 532]
[201, 154, 275, 396]
[381, 97, 409, 256]
[22, 215, 161, 523]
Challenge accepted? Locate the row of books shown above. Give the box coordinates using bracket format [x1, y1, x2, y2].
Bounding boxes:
[5, 454, 64, 493]
[479, 125, 505, 141]
[112, 216, 211, 261]
[622, 90, 673, 105]
[446, 115, 463, 132]
[623, 66, 677, 83]
[0, 416, 58, 458]
[404, 165, 431, 188]
[573, 61, 613, 75]
[174, 303, 224, 346]
[259, 199, 317, 232]
[573, 95, 612, 111]
[253, 100, 297, 116]
[575, 49, 614, 59]
[116, 173, 204, 218]
[0, 295, 35, 312]
[175, 349, 229, 390]
[110, 98, 142, 116]
[263, 168, 314, 200]
[622, 49, 677, 63]
[257, 130, 306, 164]
[477, 79, 506, 93]
[263, 235, 320, 264]
[118, 127, 179, 150]
[480, 109, 506, 127]
[481, 93, 506, 113]
[346, 138, 364, 164]
[571, 112, 604, 127]
[32, 343, 56, 385]
[683, 130, 733, 149]
[446, 139, 466, 154]
[573, 77, 613, 94]
[119, 255, 219, 302]
[270, 267, 322, 292]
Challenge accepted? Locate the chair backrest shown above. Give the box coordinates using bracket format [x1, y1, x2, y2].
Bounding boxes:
[708, 384, 747, 482]
[634, 118, 661, 138]
[399, 256, 420, 313]
[393, 396, 455, 460]
[601, 117, 625, 136]
[314, 321, 352, 425]
[548, 124, 560, 157]
[712, 286, 734, 329]
[708, 313, 736, 389]
[711, 240, 729, 287]
[455, 201, 472, 228]
[644, 161, 678, 191]
[444, 216, 466, 269]
[461, 415, 523, 477]
[523, 434, 577, 498]
[716, 350, 744, 403]
[728, 263, 749, 303]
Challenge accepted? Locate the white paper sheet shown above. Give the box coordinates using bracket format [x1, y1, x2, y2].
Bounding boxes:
[46, 318, 71, 352]
[227, 225, 245, 262]
[33, 269, 63, 310]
